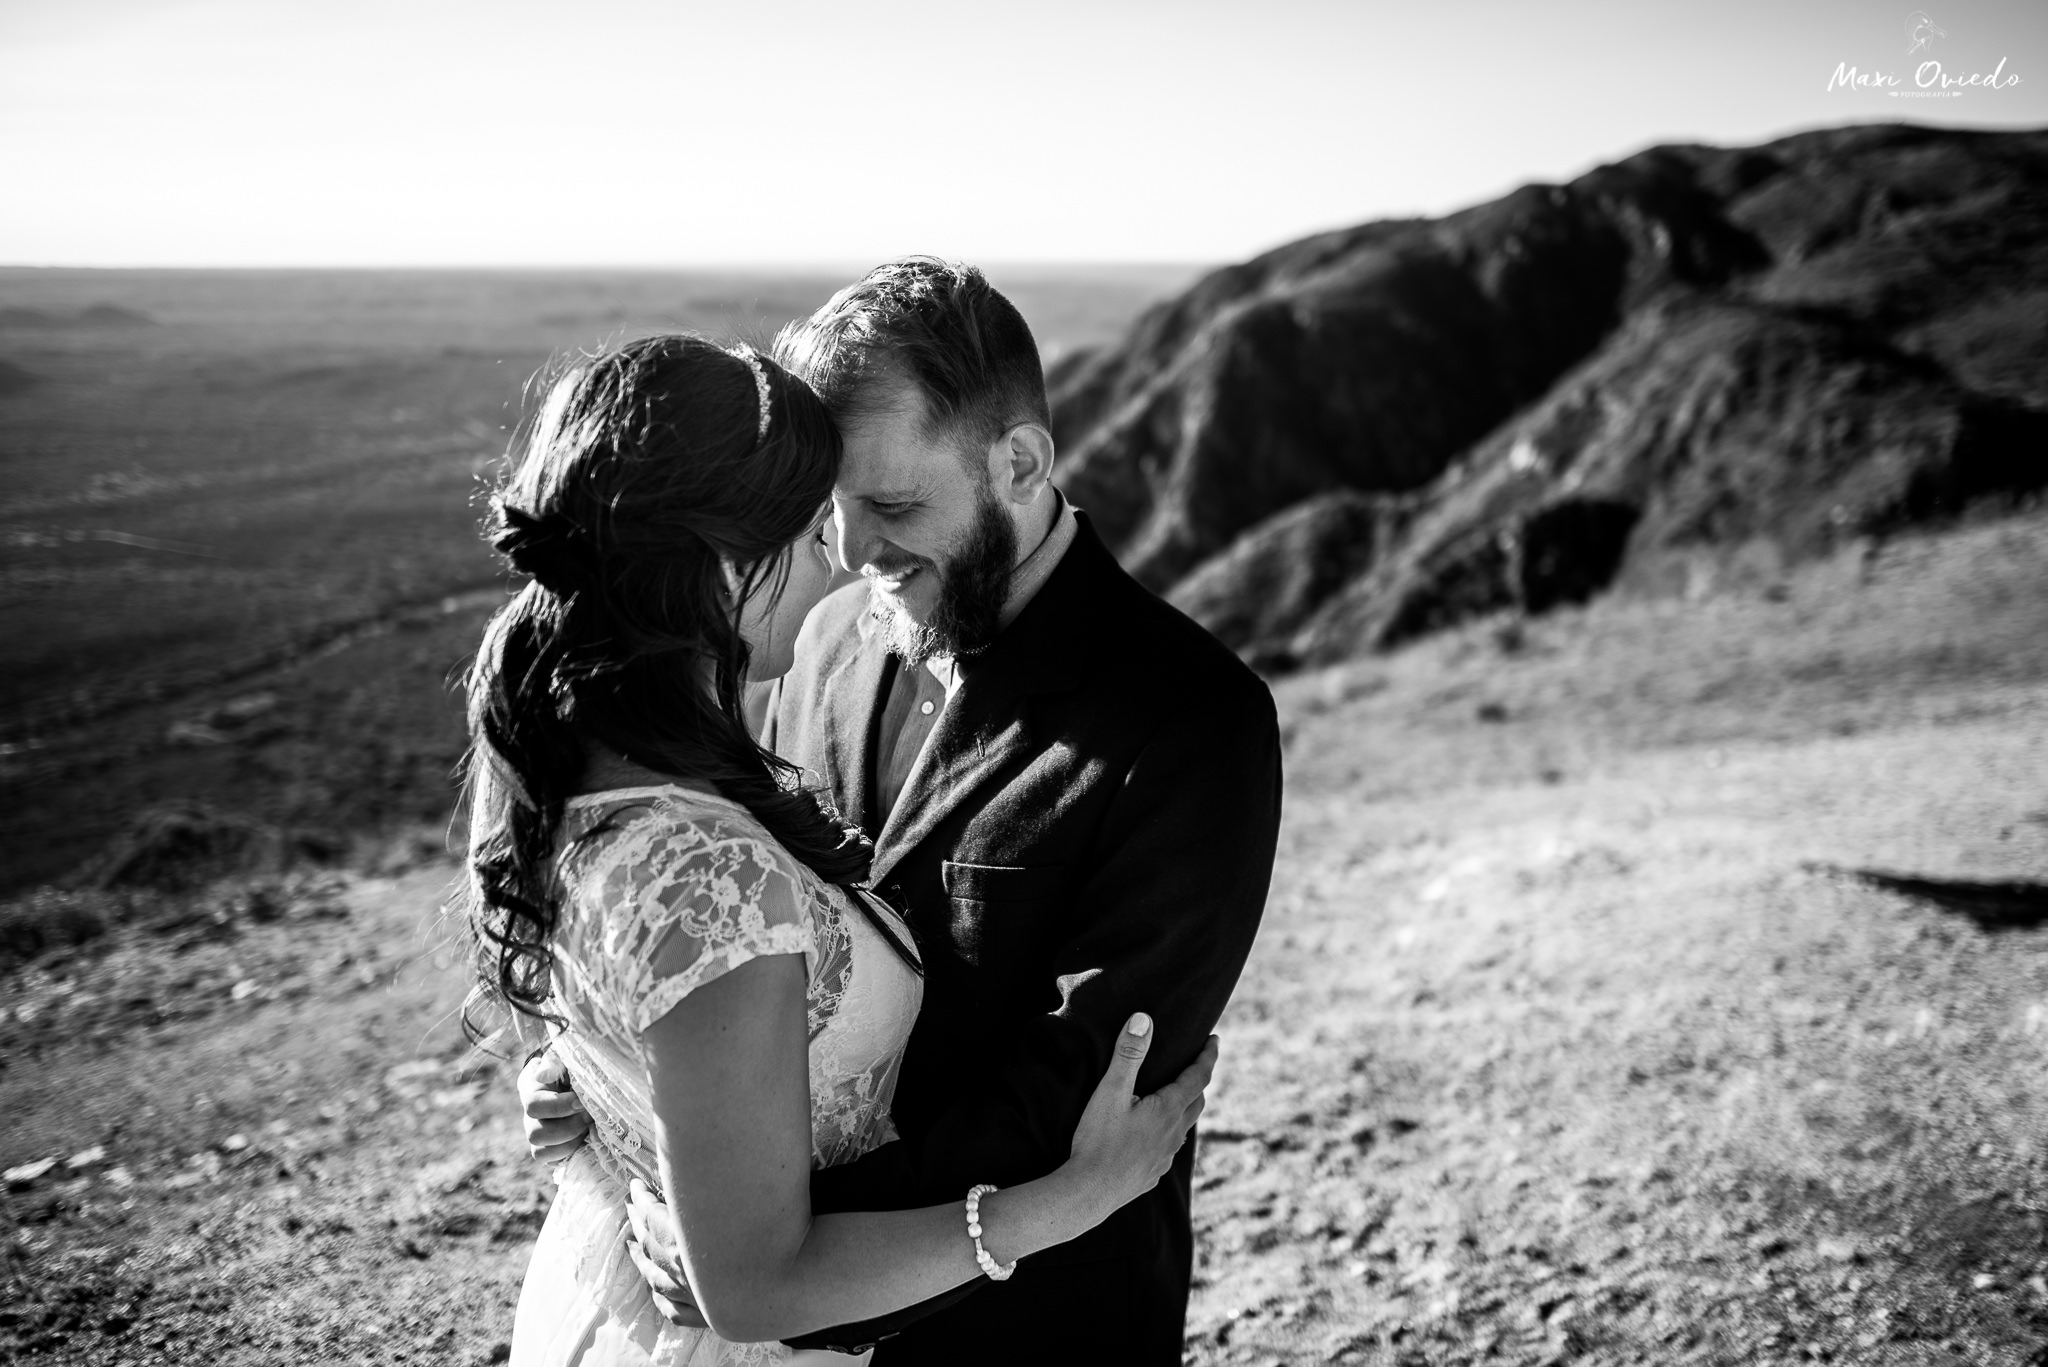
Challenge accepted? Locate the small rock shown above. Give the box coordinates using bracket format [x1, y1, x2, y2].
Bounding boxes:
[211, 692, 280, 725]
[4, 1156, 58, 1189]
[221, 1133, 250, 1153]
[166, 719, 230, 747]
[230, 980, 261, 1002]
[1400, 1257, 1455, 1288]
[1972, 1272, 1998, 1291]
[1816, 1236, 1859, 1262]
[104, 1166, 135, 1188]
[417, 1155, 492, 1196]
[66, 1145, 107, 1170]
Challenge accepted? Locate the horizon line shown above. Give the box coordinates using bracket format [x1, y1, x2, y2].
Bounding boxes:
[0, 258, 1221, 276]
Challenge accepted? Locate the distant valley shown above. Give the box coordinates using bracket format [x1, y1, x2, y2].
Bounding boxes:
[0, 264, 1193, 890]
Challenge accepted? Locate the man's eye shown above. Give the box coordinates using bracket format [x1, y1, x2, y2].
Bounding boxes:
[871, 501, 912, 517]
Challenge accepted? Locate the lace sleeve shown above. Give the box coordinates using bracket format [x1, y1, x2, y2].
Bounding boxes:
[584, 818, 816, 1035]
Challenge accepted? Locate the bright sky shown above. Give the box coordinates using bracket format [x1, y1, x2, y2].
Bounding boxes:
[1, 0, 2042, 268]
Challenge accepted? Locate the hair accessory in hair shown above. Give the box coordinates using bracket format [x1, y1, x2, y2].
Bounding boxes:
[727, 345, 773, 446]
[491, 502, 600, 596]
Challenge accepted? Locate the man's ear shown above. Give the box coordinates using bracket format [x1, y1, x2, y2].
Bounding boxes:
[992, 423, 1056, 505]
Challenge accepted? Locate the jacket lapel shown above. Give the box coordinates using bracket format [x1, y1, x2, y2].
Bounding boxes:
[869, 697, 1028, 890]
[863, 511, 1114, 888]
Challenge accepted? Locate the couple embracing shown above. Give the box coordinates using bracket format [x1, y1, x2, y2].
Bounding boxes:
[458, 258, 1283, 1365]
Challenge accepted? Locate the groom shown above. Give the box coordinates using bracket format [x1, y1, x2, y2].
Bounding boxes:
[538, 258, 1282, 1363]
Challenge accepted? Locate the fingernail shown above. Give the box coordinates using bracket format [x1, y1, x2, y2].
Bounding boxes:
[1128, 1013, 1151, 1037]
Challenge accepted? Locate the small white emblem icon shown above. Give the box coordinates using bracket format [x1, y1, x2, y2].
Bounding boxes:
[1906, 10, 1946, 55]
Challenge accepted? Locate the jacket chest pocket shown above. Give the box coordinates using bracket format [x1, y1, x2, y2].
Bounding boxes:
[940, 861, 1066, 970]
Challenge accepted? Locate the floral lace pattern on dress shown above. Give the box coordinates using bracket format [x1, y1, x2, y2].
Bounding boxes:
[513, 786, 921, 1367]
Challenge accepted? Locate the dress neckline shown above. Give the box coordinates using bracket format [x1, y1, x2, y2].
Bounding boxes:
[564, 783, 748, 813]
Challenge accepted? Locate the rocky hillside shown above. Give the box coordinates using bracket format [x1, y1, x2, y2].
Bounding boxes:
[1049, 123, 2048, 668]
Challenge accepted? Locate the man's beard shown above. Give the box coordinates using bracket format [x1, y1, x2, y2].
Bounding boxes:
[868, 485, 1018, 667]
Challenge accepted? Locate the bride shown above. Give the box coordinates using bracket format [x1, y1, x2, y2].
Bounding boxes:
[456, 334, 1215, 1366]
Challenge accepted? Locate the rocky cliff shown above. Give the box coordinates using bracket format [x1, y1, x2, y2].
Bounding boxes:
[1049, 124, 2048, 667]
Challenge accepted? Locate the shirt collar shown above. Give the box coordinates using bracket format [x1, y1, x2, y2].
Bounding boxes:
[998, 485, 1078, 631]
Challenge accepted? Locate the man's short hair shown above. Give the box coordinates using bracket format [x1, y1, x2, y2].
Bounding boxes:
[773, 257, 1051, 453]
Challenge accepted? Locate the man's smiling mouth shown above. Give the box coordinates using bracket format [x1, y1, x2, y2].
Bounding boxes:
[868, 565, 923, 594]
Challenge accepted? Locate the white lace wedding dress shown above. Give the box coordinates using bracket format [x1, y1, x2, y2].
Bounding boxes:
[510, 785, 923, 1367]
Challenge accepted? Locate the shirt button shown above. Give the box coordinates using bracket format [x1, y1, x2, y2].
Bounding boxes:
[919, 700, 936, 716]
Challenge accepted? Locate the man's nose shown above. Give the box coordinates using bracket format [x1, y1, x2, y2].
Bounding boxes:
[831, 500, 875, 575]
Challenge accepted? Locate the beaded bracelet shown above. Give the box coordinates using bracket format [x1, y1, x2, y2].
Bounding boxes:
[964, 1184, 1018, 1281]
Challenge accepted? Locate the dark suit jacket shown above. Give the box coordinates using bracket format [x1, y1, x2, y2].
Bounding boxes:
[765, 512, 1282, 1365]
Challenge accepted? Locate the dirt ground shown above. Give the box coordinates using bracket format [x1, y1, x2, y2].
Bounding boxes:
[4, 513, 2047, 1365]
[0, 863, 544, 1364]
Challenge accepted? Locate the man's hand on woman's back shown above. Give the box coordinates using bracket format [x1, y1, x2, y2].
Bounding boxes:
[519, 1048, 705, 1325]
[519, 1047, 592, 1164]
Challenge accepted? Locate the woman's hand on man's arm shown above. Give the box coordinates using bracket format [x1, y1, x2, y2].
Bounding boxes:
[626, 1007, 1218, 1336]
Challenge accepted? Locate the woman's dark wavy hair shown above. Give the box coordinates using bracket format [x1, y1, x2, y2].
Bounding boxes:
[458, 334, 912, 1042]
